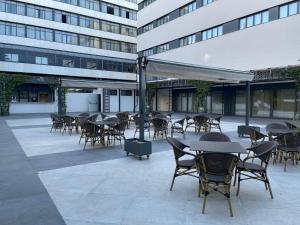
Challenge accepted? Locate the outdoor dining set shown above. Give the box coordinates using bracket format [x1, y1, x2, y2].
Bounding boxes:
[49, 111, 300, 217]
[167, 120, 300, 217]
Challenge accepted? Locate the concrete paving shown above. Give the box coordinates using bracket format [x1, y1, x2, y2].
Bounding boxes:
[1, 114, 299, 225]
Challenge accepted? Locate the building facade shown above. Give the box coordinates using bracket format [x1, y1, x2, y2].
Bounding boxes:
[137, 0, 300, 119]
[0, 0, 138, 113]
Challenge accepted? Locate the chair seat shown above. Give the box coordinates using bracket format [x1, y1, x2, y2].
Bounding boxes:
[201, 174, 227, 183]
[178, 159, 195, 168]
[236, 161, 265, 172]
[277, 146, 300, 153]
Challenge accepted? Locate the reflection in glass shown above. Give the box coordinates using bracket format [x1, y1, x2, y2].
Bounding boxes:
[235, 90, 246, 115]
[211, 92, 223, 114]
[252, 90, 271, 117]
[273, 89, 295, 118]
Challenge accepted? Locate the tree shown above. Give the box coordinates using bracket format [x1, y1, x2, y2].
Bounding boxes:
[146, 82, 159, 111]
[0, 73, 28, 116]
[188, 80, 212, 112]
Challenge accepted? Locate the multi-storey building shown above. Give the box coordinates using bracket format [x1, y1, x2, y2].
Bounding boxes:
[0, 0, 138, 113]
[137, 0, 300, 119]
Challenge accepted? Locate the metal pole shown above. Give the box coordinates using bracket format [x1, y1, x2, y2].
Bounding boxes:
[138, 57, 146, 141]
[245, 81, 250, 126]
[58, 78, 62, 116]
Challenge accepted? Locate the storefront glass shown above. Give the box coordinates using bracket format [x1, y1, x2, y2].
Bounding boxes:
[273, 89, 295, 118]
[211, 92, 223, 114]
[252, 90, 271, 117]
[235, 90, 246, 115]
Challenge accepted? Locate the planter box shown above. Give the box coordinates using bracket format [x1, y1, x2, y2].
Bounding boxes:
[124, 138, 152, 160]
[237, 125, 260, 137]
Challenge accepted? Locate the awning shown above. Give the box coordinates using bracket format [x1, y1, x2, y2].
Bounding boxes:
[61, 79, 138, 89]
[145, 58, 254, 83]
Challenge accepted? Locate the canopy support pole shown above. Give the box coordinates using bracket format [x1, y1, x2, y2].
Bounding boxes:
[138, 57, 146, 141]
[245, 81, 250, 126]
[58, 78, 62, 116]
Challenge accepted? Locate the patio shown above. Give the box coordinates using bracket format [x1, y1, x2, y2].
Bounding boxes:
[1, 114, 300, 225]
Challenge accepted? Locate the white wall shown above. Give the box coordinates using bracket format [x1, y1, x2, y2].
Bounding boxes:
[150, 15, 300, 71]
[110, 90, 120, 112]
[66, 93, 98, 113]
[120, 90, 134, 111]
[9, 102, 57, 114]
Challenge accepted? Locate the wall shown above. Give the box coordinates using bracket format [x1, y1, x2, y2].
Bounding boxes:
[66, 93, 98, 113]
[10, 102, 57, 114]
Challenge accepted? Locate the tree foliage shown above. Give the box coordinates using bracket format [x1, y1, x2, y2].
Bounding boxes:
[0, 73, 28, 116]
[188, 80, 212, 110]
[146, 82, 159, 107]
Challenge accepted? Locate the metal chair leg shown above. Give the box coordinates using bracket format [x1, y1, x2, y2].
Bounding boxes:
[170, 167, 177, 191]
[236, 173, 241, 196]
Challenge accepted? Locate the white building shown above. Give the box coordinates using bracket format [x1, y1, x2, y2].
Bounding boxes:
[137, 0, 300, 118]
[0, 0, 138, 113]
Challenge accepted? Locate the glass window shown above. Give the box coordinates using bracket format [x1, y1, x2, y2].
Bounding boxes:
[273, 89, 295, 118]
[254, 13, 262, 25]
[63, 59, 75, 67]
[35, 56, 48, 65]
[239, 18, 246, 29]
[262, 11, 269, 23]
[279, 5, 288, 18]
[252, 90, 271, 117]
[121, 90, 132, 96]
[103, 60, 122, 71]
[246, 16, 254, 27]
[86, 61, 97, 69]
[211, 92, 223, 114]
[19, 90, 28, 102]
[110, 89, 117, 95]
[235, 91, 245, 115]
[202, 31, 207, 40]
[218, 26, 223, 36]
[4, 53, 18, 62]
[289, 2, 298, 16]
[29, 91, 38, 102]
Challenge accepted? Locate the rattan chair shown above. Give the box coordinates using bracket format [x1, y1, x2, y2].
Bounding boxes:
[199, 132, 231, 142]
[234, 141, 277, 199]
[171, 118, 185, 138]
[62, 115, 76, 135]
[265, 123, 288, 140]
[83, 122, 104, 150]
[50, 113, 63, 132]
[107, 122, 126, 147]
[116, 112, 130, 128]
[152, 117, 168, 139]
[208, 116, 222, 132]
[185, 115, 195, 132]
[133, 116, 150, 138]
[276, 132, 300, 172]
[195, 152, 238, 216]
[166, 137, 197, 191]
[285, 121, 299, 130]
[193, 115, 209, 133]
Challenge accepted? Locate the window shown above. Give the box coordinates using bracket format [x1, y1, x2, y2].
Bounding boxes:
[63, 59, 75, 67]
[157, 15, 169, 27]
[203, 0, 213, 6]
[246, 16, 254, 27]
[143, 23, 154, 32]
[4, 53, 18, 62]
[102, 39, 120, 51]
[121, 90, 132, 96]
[180, 34, 196, 46]
[273, 89, 295, 118]
[202, 26, 223, 41]
[1, 0, 25, 15]
[143, 49, 153, 57]
[110, 89, 117, 95]
[86, 61, 97, 69]
[252, 90, 271, 117]
[121, 25, 136, 37]
[103, 60, 122, 71]
[280, 2, 299, 18]
[55, 31, 78, 45]
[27, 5, 53, 20]
[101, 21, 119, 33]
[157, 43, 169, 53]
[240, 10, 269, 30]
[179, 2, 196, 16]
[27, 26, 53, 41]
[35, 56, 48, 65]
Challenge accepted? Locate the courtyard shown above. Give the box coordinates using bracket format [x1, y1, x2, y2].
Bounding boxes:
[1, 113, 300, 225]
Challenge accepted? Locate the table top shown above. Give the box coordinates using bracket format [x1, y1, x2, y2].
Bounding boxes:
[190, 141, 247, 154]
[268, 128, 290, 135]
[92, 120, 117, 126]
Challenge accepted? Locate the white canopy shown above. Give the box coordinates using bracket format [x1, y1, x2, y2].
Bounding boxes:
[145, 58, 254, 83]
[61, 79, 137, 89]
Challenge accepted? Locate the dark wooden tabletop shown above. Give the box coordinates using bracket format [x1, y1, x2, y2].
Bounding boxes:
[190, 141, 247, 154]
[92, 120, 117, 126]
